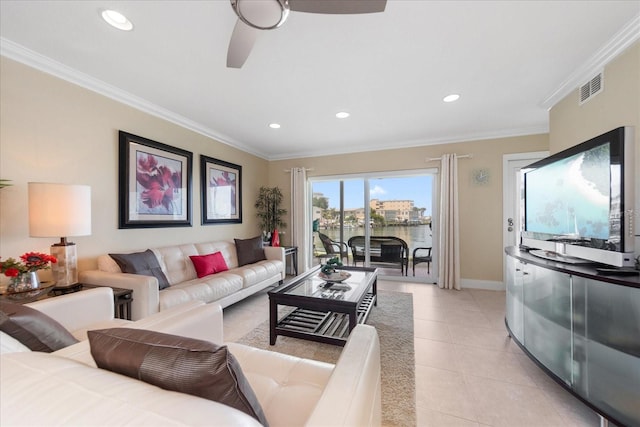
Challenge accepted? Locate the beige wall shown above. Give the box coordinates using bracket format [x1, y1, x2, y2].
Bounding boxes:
[550, 42, 639, 153]
[270, 134, 549, 283]
[0, 57, 268, 274]
[549, 42, 639, 259]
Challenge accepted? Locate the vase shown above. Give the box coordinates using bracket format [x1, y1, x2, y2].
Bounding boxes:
[271, 229, 280, 247]
[7, 271, 40, 293]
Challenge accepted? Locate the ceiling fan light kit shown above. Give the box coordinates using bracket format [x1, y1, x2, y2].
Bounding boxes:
[231, 0, 290, 30]
[227, 0, 387, 68]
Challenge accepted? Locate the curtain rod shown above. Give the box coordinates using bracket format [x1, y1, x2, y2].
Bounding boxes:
[426, 154, 473, 162]
[283, 167, 315, 173]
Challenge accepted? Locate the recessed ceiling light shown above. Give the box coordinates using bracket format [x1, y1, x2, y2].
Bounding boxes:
[336, 112, 350, 119]
[101, 10, 133, 31]
[443, 94, 460, 103]
[269, 123, 281, 129]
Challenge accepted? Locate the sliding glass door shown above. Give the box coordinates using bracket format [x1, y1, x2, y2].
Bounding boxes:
[310, 170, 436, 283]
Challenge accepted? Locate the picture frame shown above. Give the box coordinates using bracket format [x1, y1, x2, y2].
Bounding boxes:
[118, 131, 192, 229]
[200, 155, 242, 224]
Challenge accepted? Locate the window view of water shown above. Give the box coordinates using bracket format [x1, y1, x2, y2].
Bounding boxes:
[311, 174, 435, 267]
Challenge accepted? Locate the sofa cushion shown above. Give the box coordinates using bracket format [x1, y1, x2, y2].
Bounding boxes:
[189, 252, 229, 278]
[0, 301, 79, 352]
[1, 330, 31, 354]
[88, 328, 269, 426]
[109, 249, 170, 290]
[235, 236, 266, 267]
[232, 260, 284, 289]
[1, 352, 264, 426]
[227, 342, 334, 427]
[159, 273, 244, 311]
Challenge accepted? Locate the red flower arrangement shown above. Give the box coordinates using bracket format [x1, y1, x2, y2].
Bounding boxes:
[0, 252, 57, 277]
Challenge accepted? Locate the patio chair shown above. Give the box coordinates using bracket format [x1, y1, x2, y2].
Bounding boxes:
[412, 247, 432, 275]
[318, 233, 348, 261]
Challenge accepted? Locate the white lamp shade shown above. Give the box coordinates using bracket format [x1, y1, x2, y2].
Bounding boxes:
[28, 183, 92, 237]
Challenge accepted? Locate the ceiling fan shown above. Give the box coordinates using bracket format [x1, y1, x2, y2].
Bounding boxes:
[227, 0, 387, 68]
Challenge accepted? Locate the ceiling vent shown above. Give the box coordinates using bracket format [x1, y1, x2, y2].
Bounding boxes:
[579, 72, 603, 105]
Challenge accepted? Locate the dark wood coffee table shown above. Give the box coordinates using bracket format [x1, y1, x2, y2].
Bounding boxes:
[269, 265, 377, 346]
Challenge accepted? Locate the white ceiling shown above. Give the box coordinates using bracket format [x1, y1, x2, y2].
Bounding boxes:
[1, 1, 639, 160]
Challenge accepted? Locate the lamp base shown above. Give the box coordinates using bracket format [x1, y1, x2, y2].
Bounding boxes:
[50, 242, 78, 287]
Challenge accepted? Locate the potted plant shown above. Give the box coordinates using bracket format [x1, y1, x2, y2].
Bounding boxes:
[254, 186, 287, 245]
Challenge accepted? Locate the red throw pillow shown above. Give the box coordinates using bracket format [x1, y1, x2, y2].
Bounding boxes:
[190, 252, 229, 278]
[210, 251, 229, 273]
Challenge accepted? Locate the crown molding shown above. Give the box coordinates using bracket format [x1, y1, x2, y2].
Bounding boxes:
[540, 13, 640, 110]
[0, 37, 269, 160]
[267, 125, 550, 161]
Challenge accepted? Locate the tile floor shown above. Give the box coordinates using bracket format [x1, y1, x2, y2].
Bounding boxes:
[222, 279, 604, 427]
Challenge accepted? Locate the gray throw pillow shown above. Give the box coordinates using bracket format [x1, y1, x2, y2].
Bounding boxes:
[109, 249, 170, 290]
[0, 301, 79, 352]
[88, 328, 268, 426]
[234, 236, 266, 267]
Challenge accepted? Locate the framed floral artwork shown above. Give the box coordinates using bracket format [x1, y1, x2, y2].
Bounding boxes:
[200, 155, 242, 224]
[118, 131, 192, 228]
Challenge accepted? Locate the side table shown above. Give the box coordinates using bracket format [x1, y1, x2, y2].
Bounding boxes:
[51, 284, 133, 320]
[283, 246, 298, 276]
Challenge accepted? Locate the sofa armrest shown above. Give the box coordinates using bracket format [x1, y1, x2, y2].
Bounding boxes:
[26, 287, 115, 333]
[79, 270, 160, 320]
[264, 246, 286, 280]
[264, 246, 285, 263]
[305, 325, 382, 427]
[132, 301, 224, 344]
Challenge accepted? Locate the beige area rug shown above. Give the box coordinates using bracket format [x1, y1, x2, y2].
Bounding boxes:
[236, 290, 416, 427]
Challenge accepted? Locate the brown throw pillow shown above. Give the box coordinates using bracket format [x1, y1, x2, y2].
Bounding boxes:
[109, 249, 170, 290]
[88, 328, 268, 426]
[235, 236, 266, 266]
[0, 301, 79, 352]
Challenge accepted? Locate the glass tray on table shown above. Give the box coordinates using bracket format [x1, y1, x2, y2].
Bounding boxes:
[0, 282, 55, 301]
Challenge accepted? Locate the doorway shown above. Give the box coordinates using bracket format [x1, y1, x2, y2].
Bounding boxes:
[310, 169, 437, 283]
[502, 152, 548, 278]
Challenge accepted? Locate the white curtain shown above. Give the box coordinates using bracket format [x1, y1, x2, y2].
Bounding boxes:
[438, 154, 461, 290]
[290, 167, 310, 273]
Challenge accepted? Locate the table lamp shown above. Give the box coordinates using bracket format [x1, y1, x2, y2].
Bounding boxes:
[28, 182, 92, 288]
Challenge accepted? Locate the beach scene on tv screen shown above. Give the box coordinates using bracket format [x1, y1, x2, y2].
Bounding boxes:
[526, 143, 612, 240]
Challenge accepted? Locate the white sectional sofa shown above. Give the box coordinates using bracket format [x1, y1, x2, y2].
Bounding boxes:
[79, 239, 286, 320]
[0, 287, 382, 426]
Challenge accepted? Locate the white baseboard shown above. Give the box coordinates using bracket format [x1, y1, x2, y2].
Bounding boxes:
[461, 279, 505, 291]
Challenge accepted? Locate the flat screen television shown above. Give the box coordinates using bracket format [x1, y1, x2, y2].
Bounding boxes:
[521, 126, 636, 267]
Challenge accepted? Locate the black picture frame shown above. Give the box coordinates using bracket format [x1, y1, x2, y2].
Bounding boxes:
[200, 155, 242, 224]
[118, 131, 192, 229]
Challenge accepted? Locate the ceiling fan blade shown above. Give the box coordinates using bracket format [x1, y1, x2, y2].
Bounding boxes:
[227, 19, 258, 68]
[288, 0, 386, 14]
